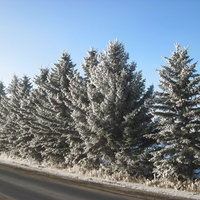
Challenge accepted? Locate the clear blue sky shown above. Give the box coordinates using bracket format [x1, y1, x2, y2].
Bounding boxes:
[0, 0, 200, 91]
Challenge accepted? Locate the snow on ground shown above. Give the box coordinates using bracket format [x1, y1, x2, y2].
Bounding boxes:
[0, 154, 199, 200]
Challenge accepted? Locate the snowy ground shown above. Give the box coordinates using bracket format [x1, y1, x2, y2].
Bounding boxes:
[0, 155, 199, 200]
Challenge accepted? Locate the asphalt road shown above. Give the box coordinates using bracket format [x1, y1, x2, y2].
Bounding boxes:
[0, 167, 132, 200]
[0, 163, 192, 200]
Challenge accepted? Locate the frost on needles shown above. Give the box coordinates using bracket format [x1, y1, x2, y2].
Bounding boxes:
[0, 40, 199, 181]
[148, 43, 200, 180]
[66, 39, 154, 174]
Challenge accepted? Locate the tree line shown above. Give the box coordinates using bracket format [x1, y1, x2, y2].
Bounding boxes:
[0, 40, 200, 180]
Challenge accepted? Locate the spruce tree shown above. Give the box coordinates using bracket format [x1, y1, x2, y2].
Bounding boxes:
[2, 75, 21, 156]
[68, 40, 154, 173]
[29, 68, 50, 162]
[31, 52, 75, 165]
[64, 47, 99, 167]
[0, 81, 9, 153]
[14, 75, 33, 159]
[149, 44, 200, 179]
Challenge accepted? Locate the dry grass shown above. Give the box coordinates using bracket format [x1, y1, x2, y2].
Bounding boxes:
[63, 165, 200, 193]
[145, 177, 200, 192]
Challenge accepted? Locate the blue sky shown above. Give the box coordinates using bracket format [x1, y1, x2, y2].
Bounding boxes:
[0, 0, 200, 90]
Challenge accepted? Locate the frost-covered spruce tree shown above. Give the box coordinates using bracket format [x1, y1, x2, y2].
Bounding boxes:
[29, 68, 51, 162]
[0, 81, 6, 133]
[3, 75, 33, 157]
[68, 40, 154, 173]
[32, 52, 76, 165]
[149, 44, 200, 179]
[2, 75, 22, 156]
[64, 71, 87, 166]
[13, 75, 33, 159]
[0, 81, 9, 153]
[64, 48, 99, 167]
[89, 40, 154, 173]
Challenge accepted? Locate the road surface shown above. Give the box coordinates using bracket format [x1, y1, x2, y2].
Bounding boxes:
[0, 163, 191, 200]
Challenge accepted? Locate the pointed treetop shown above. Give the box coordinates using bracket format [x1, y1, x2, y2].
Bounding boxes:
[34, 68, 49, 86]
[0, 81, 6, 97]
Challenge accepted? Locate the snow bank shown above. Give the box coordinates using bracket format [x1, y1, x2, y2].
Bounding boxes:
[0, 154, 199, 200]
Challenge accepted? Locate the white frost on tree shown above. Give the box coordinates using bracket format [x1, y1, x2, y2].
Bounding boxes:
[148, 43, 200, 179]
[67, 40, 154, 174]
[64, 48, 99, 167]
[31, 52, 76, 165]
[0, 81, 8, 153]
[14, 75, 33, 159]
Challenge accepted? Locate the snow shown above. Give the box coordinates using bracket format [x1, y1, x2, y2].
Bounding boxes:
[0, 154, 199, 200]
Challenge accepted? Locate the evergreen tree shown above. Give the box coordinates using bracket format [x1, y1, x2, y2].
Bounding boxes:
[31, 52, 75, 165]
[64, 47, 99, 167]
[148, 44, 200, 179]
[0, 81, 9, 153]
[29, 68, 50, 162]
[1, 75, 33, 157]
[2, 75, 21, 156]
[14, 75, 33, 159]
[68, 40, 154, 173]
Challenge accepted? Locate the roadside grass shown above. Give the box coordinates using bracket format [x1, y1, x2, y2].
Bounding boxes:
[63, 164, 200, 193]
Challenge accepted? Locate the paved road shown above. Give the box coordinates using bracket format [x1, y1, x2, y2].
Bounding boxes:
[0, 163, 191, 200]
[0, 167, 132, 200]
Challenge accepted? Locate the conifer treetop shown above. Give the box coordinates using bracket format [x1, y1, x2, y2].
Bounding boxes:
[149, 43, 200, 179]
